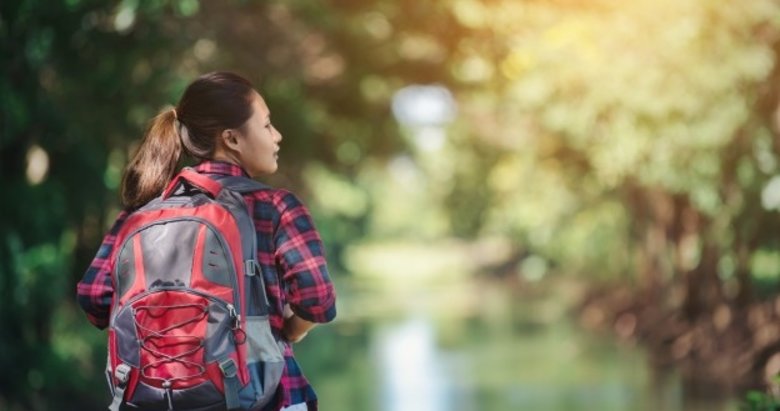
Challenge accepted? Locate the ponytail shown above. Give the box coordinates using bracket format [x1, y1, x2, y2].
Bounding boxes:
[120, 108, 182, 209]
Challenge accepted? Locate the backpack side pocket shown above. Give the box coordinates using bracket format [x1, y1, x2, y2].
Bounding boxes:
[244, 315, 285, 409]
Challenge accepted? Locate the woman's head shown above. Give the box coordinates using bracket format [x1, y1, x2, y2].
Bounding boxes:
[121, 71, 282, 209]
[212, 91, 282, 178]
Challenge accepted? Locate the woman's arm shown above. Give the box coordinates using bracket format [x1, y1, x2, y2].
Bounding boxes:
[273, 191, 337, 339]
[283, 304, 316, 343]
[76, 210, 130, 329]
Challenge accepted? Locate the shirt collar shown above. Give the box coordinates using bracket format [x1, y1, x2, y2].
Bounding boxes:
[193, 160, 250, 178]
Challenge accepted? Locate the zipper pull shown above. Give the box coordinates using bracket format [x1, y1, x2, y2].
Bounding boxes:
[162, 380, 173, 411]
[227, 303, 240, 330]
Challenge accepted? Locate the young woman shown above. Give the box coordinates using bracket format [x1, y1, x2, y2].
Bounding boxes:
[77, 71, 337, 411]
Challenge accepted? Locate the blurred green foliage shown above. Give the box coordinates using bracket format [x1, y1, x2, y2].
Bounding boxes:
[3, 0, 780, 409]
[741, 390, 780, 411]
[413, 0, 780, 324]
[2, 1, 201, 408]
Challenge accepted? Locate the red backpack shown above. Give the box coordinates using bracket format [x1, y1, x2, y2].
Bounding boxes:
[105, 168, 283, 411]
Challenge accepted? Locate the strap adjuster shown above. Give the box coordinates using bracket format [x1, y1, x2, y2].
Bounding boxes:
[244, 260, 260, 277]
[114, 363, 131, 385]
[219, 358, 241, 410]
[219, 359, 237, 378]
[109, 364, 132, 411]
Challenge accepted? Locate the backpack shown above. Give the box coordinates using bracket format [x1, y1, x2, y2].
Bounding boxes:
[105, 168, 284, 411]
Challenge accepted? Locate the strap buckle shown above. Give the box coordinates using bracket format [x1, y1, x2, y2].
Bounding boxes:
[219, 358, 241, 410]
[109, 363, 133, 411]
[114, 363, 131, 386]
[219, 359, 238, 378]
[244, 259, 260, 277]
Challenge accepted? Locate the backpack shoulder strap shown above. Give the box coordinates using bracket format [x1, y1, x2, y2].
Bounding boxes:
[207, 173, 276, 406]
[208, 174, 274, 315]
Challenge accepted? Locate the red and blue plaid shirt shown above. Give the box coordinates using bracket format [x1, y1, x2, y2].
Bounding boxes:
[77, 160, 337, 411]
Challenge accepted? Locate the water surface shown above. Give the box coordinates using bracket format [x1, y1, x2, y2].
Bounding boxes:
[294, 279, 740, 411]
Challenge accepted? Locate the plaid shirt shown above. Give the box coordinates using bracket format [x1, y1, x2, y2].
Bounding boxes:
[77, 160, 337, 411]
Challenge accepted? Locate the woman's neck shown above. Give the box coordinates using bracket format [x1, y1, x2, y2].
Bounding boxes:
[210, 149, 241, 168]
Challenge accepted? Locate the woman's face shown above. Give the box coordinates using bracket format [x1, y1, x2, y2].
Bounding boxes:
[233, 92, 283, 177]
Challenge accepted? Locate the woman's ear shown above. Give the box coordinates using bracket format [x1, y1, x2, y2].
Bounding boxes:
[221, 129, 241, 152]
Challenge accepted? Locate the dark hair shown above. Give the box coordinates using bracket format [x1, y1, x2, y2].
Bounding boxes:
[121, 71, 256, 209]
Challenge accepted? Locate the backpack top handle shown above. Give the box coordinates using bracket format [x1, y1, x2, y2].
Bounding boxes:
[162, 168, 223, 200]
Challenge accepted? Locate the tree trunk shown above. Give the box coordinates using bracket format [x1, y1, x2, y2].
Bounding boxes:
[681, 241, 724, 321]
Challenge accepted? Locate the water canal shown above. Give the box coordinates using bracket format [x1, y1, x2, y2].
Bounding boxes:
[294, 278, 741, 411]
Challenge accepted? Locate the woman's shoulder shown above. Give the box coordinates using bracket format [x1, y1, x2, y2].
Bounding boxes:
[247, 186, 310, 214]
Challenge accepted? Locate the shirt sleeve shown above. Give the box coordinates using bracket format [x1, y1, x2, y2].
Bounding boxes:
[76, 210, 130, 329]
[273, 192, 337, 323]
